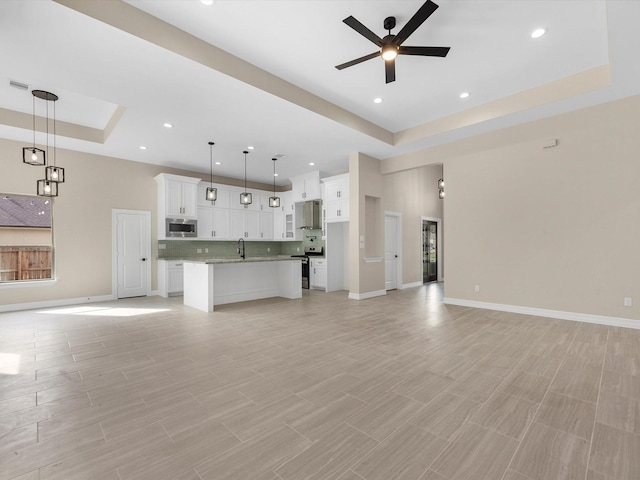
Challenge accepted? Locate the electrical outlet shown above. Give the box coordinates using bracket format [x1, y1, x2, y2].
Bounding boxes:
[475, 285, 480, 292]
[624, 297, 633, 307]
[267, 247, 270, 252]
[297, 247, 300, 252]
[158, 244, 166, 250]
[196, 248, 202, 254]
[205, 248, 208, 253]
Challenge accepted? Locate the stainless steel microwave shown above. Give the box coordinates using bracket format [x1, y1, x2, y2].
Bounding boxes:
[166, 218, 197, 238]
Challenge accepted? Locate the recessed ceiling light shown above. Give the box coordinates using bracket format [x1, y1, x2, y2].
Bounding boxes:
[139, 146, 147, 150]
[247, 146, 254, 150]
[273, 173, 279, 177]
[215, 161, 221, 165]
[163, 123, 173, 128]
[373, 97, 383, 104]
[459, 92, 470, 99]
[200, 0, 214, 5]
[309, 162, 315, 166]
[531, 28, 546, 39]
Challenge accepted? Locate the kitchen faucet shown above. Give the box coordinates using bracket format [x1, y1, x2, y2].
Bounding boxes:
[237, 237, 245, 259]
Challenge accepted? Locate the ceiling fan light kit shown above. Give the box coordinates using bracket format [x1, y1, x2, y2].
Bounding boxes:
[336, 0, 450, 84]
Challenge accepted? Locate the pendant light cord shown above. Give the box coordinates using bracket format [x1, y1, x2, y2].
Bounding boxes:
[32, 95, 36, 148]
[52, 100, 56, 167]
[209, 142, 214, 187]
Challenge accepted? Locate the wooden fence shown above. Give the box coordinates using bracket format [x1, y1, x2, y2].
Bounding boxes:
[0, 246, 52, 281]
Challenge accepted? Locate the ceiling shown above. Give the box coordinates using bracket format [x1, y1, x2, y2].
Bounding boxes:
[0, 0, 638, 187]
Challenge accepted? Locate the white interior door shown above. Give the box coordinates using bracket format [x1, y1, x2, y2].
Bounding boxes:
[385, 214, 399, 290]
[115, 210, 150, 298]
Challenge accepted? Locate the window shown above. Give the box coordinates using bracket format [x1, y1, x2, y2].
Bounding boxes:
[0, 194, 53, 283]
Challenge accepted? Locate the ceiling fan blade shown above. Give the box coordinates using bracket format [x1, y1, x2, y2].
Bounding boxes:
[399, 46, 450, 57]
[393, 0, 439, 46]
[385, 59, 396, 84]
[343, 16, 383, 47]
[335, 52, 380, 70]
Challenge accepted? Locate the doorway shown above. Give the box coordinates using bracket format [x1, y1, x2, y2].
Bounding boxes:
[112, 210, 151, 298]
[422, 219, 438, 283]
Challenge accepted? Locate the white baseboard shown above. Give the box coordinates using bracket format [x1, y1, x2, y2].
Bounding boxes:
[0, 294, 116, 313]
[443, 297, 640, 330]
[349, 289, 387, 300]
[401, 281, 423, 290]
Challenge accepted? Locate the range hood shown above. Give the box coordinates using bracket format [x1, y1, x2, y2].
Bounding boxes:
[300, 201, 321, 230]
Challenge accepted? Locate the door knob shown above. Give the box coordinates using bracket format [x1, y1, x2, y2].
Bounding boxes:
[141, 258, 147, 261]
[395, 255, 398, 258]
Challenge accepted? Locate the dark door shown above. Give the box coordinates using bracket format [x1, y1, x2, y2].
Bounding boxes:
[422, 220, 438, 283]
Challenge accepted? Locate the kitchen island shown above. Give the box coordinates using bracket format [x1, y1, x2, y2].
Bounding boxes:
[182, 257, 302, 312]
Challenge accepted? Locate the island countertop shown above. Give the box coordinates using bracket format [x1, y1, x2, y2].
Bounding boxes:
[167, 256, 301, 265]
[182, 257, 302, 312]
[183, 255, 300, 265]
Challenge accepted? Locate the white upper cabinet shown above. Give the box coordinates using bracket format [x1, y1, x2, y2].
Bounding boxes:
[230, 210, 261, 240]
[291, 171, 321, 202]
[198, 206, 230, 240]
[322, 173, 350, 223]
[160, 175, 199, 218]
[155, 173, 201, 239]
[323, 173, 349, 201]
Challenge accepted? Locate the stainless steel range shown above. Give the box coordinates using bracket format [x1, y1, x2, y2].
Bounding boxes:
[291, 246, 323, 289]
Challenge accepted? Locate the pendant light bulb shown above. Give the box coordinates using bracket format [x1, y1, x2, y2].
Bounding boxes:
[31, 151, 38, 161]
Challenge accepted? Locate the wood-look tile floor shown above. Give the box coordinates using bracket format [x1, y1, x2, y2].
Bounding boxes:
[1, 283, 639, 480]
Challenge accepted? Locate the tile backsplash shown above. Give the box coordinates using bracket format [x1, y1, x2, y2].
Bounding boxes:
[159, 240, 298, 259]
[158, 230, 325, 259]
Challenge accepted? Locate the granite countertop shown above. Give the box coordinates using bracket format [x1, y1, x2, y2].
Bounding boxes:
[168, 255, 302, 265]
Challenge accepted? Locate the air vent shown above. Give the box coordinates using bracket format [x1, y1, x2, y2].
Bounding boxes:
[9, 79, 29, 91]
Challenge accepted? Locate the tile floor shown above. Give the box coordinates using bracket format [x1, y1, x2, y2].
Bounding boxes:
[0, 283, 639, 480]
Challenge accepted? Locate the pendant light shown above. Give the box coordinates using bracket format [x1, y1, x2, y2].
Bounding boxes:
[44, 93, 65, 184]
[205, 141, 217, 203]
[239, 150, 252, 206]
[23, 90, 65, 197]
[22, 92, 46, 166]
[269, 157, 280, 208]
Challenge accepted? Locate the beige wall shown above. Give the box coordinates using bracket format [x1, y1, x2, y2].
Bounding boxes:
[383, 164, 443, 286]
[0, 138, 275, 307]
[349, 152, 385, 295]
[383, 94, 640, 323]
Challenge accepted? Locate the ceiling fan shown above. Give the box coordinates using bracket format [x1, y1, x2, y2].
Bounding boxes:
[335, 0, 450, 84]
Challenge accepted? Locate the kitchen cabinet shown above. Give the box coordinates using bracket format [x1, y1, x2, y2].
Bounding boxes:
[323, 174, 349, 201]
[166, 178, 198, 217]
[273, 210, 285, 240]
[322, 174, 350, 223]
[155, 173, 201, 239]
[197, 206, 230, 239]
[260, 212, 273, 240]
[291, 171, 321, 202]
[230, 209, 260, 239]
[310, 258, 327, 290]
[158, 259, 184, 298]
[281, 191, 302, 241]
